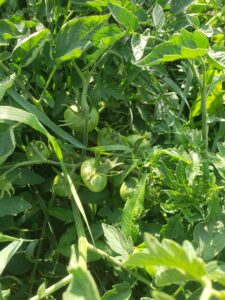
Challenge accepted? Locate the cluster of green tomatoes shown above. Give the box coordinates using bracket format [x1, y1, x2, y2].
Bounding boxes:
[25, 104, 139, 201]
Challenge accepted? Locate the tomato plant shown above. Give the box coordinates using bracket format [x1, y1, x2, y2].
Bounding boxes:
[0, 1, 225, 300]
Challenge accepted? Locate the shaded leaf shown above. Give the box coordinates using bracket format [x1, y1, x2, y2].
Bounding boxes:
[0, 196, 32, 217]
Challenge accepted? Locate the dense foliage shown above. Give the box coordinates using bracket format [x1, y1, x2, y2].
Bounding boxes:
[0, 0, 225, 299]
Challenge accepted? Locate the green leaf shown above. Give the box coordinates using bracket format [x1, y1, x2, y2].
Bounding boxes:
[55, 15, 108, 63]
[0, 196, 32, 217]
[91, 24, 125, 48]
[0, 240, 23, 275]
[0, 19, 19, 39]
[121, 174, 147, 241]
[0, 124, 15, 166]
[155, 267, 190, 287]
[0, 106, 49, 136]
[152, 290, 175, 300]
[125, 234, 206, 282]
[170, 0, 194, 14]
[0, 73, 15, 101]
[101, 282, 132, 300]
[47, 207, 73, 223]
[207, 261, 225, 286]
[108, 2, 139, 34]
[136, 30, 209, 67]
[131, 29, 150, 61]
[208, 51, 225, 70]
[0, 233, 22, 242]
[0, 0, 6, 6]
[102, 224, 133, 258]
[193, 217, 225, 260]
[152, 4, 165, 29]
[7, 168, 45, 186]
[12, 28, 50, 66]
[63, 267, 101, 300]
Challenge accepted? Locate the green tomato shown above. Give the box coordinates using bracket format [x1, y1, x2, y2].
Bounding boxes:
[52, 173, 80, 197]
[120, 177, 138, 201]
[64, 105, 99, 133]
[80, 158, 107, 193]
[26, 140, 50, 161]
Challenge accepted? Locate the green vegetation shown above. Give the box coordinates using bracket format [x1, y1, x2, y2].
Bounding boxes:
[0, 0, 225, 299]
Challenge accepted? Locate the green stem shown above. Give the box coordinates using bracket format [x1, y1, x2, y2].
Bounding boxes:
[87, 243, 152, 288]
[39, 65, 57, 103]
[0, 159, 80, 176]
[74, 62, 90, 155]
[61, 164, 88, 269]
[29, 242, 153, 300]
[201, 60, 208, 152]
[29, 274, 72, 300]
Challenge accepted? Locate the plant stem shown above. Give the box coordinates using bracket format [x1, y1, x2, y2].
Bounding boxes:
[87, 243, 153, 288]
[29, 274, 72, 300]
[74, 62, 90, 155]
[39, 64, 57, 103]
[201, 60, 208, 152]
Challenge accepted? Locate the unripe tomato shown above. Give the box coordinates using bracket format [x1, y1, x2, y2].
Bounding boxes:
[26, 140, 50, 161]
[52, 173, 81, 197]
[120, 177, 138, 201]
[80, 158, 107, 193]
[64, 105, 99, 133]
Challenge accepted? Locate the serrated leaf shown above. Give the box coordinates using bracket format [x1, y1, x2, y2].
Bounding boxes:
[63, 267, 101, 300]
[55, 15, 108, 63]
[0, 196, 32, 217]
[152, 5, 165, 29]
[102, 224, 133, 258]
[0, 240, 23, 275]
[101, 282, 132, 300]
[12, 28, 50, 66]
[121, 174, 147, 241]
[131, 29, 150, 61]
[125, 234, 206, 282]
[108, 2, 138, 34]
